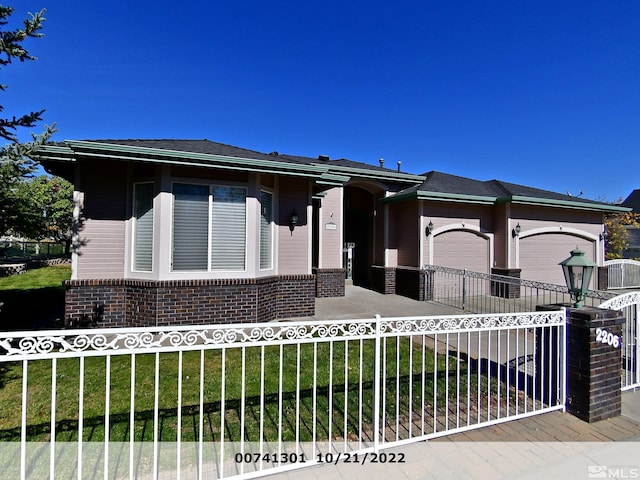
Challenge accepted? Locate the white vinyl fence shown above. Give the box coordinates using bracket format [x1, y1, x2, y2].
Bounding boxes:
[605, 259, 640, 289]
[0, 310, 566, 479]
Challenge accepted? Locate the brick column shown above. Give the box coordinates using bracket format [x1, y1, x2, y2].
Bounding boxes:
[565, 306, 624, 422]
[537, 304, 624, 422]
[314, 268, 346, 297]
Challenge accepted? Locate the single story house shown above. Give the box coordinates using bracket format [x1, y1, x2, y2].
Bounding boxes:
[34, 139, 627, 327]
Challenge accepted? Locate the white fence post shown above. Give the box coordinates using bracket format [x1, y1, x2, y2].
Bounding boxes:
[373, 314, 382, 452]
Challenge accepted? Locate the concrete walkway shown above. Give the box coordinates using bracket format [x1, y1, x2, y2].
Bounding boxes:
[293, 284, 466, 321]
[271, 286, 640, 480]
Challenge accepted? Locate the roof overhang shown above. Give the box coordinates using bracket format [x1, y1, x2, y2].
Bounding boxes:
[382, 189, 631, 213]
[382, 190, 496, 205]
[32, 140, 352, 187]
[500, 195, 632, 213]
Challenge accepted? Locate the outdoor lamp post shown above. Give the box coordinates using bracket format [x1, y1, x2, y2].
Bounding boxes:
[559, 247, 597, 308]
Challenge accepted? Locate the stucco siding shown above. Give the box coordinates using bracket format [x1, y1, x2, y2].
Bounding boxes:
[278, 178, 310, 274]
[75, 160, 127, 279]
[423, 203, 494, 230]
[171, 165, 249, 183]
[374, 192, 386, 265]
[393, 200, 419, 267]
[493, 204, 508, 268]
[320, 187, 342, 268]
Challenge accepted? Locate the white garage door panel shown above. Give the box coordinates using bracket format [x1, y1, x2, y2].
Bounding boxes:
[434, 230, 489, 272]
[520, 234, 594, 286]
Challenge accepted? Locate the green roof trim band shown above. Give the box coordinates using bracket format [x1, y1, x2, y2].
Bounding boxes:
[382, 190, 496, 205]
[503, 195, 631, 212]
[66, 140, 329, 175]
[383, 189, 629, 212]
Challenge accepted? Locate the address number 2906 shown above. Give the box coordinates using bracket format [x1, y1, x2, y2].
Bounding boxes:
[595, 328, 620, 349]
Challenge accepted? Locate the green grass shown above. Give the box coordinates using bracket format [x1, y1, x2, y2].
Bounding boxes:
[0, 338, 474, 443]
[0, 265, 71, 330]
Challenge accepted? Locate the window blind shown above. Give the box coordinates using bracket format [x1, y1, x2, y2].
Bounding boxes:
[133, 183, 154, 271]
[260, 191, 273, 269]
[172, 184, 209, 271]
[210, 186, 246, 271]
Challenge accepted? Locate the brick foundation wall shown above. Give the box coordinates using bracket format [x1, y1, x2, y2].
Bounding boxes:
[65, 275, 316, 328]
[65, 280, 128, 328]
[314, 268, 346, 297]
[395, 267, 425, 301]
[277, 275, 316, 318]
[370, 266, 396, 295]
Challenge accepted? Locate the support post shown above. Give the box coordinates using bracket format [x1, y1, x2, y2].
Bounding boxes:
[538, 304, 624, 422]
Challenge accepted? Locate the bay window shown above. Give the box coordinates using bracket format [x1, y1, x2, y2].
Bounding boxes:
[172, 183, 247, 272]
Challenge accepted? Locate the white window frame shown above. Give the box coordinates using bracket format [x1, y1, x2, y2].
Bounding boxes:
[170, 181, 249, 274]
[259, 189, 274, 271]
[131, 181, 155, 273]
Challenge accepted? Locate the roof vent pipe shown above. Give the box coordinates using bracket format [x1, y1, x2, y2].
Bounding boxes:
[318, 155, 330, 162]
[379, 158, 384, 168]
[397, 160, 402, 172]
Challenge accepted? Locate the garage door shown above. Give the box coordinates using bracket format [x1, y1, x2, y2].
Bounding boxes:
[433, 230, 490, 272]
[519, 234, 595, 287]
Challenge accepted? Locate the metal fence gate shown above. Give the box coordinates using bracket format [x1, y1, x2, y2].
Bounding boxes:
[0, 310, 566, 479]
[604, 259, 640, 289]
[600, 291, 640, 390]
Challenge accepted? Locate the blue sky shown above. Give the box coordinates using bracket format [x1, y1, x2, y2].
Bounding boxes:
[6, 1, 639, 202]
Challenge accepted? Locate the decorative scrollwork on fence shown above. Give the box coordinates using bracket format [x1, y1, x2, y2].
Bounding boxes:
[600, 292, 640, 311]
[0, 310, 565, 359]
[0, 320, 379, 358]
[378, 310, 564, 335]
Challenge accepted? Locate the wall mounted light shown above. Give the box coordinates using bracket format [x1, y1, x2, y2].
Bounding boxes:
[512, 223, 521, 238]
[425, 221, 434, 236]
[600, 227, 607, 242]
[289, 209, 298, 235]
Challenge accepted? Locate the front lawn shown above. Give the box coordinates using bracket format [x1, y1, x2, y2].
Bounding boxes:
[0, 265, 71, 330]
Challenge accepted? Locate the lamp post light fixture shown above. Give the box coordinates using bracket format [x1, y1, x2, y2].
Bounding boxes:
[559, 247, 597, 308]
